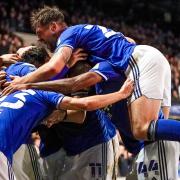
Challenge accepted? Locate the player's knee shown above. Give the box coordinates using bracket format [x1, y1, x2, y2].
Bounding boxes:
[132, 122, 150, 140]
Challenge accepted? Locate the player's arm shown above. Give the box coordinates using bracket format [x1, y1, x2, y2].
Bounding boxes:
[58, 78, 133, 111]
[28, 72, 102, 94]
[24, 61, 121, 94]
[162, 106, 170, 119]
[0, 54, 19, 68]
[1, 71, 102, 96]
[10, 46, 73, 84]
[43, 109, 86, 127]
[66, 110, 86, 124]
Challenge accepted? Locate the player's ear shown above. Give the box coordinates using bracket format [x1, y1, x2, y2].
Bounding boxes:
[50, 22, 57, 33]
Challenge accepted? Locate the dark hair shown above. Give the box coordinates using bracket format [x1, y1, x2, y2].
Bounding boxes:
[21, 46, 49, 67]
[31, 6, 64, 30]
[68, 61, 92, 78]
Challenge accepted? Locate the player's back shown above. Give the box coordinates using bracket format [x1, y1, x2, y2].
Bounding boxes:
[0, 89, 63, 162]
[56, 24, 136, 71]
[4, 62, 37, 81]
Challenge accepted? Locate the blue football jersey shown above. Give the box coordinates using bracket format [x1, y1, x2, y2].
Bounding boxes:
[61, 110, 116, 155]
[0, 89, 64, 163]
[5, 62, 68, 81]
[4, 61, 117, 157]
[55, 24, 136, 71]
[90, 62, 144, 154]
[5, 62, 37, 81]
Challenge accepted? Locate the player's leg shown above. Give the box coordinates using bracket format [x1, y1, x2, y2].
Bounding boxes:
[148, 60, 180, 142]
[127, 45, 180, 141]
[130, 140, 180, 180]
[161, 58, 171, 119]
[0, 152, 16, 180]
[13, 144, 42, 180]
[56, 134, 120, 180]
[38, 148, 66, 180]
[162, 141, 180, 179]
[129, 96, 161, 140]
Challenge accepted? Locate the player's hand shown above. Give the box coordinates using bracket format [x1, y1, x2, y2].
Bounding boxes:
[0, 54, 20, 67]
[67, 48, 88, 68]
[43, 110, 67, 128]
[0, 71, 7, 89]
[0, 76, 26, 96]
[119, 78, 134, 99]
[0, 57, 3, 67]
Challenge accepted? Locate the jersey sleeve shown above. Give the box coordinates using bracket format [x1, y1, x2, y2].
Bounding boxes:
[55, 27, 78, 52]
[18, 64, 37, 76]
[40, 91, 65, 109]
[50, 65, 69, 80]
[90, 62, 121, 81]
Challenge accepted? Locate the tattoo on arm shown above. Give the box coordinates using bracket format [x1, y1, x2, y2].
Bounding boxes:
[55, 47, 72, 66]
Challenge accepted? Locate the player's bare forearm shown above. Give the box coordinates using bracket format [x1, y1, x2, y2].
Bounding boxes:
[66, 110, 86, 124]
[13, 47, 72, 84]
[60, 92, 127, 111]
[59, 78, 133, 110]
[26, 72, 102, 94]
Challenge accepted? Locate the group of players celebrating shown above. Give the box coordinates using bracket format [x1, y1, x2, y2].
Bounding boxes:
[0, 6, 180, 180]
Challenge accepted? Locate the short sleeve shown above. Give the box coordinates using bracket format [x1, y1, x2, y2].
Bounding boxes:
[40, 91, 65, 109]
[5, 63, 37, 81]
[51, 65, 69, 80]
[90, 62, 121, 81]
[55, 27, 78, 52]
[19, 64, 37, 76]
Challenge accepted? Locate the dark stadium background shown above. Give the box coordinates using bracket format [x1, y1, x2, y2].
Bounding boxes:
[1, 0, 180, 103]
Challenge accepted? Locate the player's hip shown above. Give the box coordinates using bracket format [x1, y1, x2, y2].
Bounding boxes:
[127, 140, 180, 180]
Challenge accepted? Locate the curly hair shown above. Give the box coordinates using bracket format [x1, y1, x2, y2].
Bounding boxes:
[31, 6, 64, 30]
[21, 46, 49, 67]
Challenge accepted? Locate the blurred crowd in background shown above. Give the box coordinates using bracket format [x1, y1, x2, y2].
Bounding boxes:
[1, 0, 180, 101]
[1, 0, 180, 102]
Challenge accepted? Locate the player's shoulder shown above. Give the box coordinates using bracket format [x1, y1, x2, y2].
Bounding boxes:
[6, 62, 36, 76]
[62, 24, 92, 34]
[33, 89, 64, 100]
[6, 62, 35, 71]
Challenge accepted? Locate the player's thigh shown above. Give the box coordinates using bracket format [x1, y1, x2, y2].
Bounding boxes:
[162, 60, 171, 109]
[0, 151, 16, 180]
[13, 144, 42, 180]
[127, 45, 169, 104]
[129, 96, 161, 139]
[58, 135, 120, 180]
[126, 46, 170, 136]
[39, 148, 66, 180]
[162, 141, 180, 180]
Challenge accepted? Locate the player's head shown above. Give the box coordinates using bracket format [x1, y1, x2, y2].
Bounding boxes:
[19, 46, 50, 68]
[68, 61, 92, 93]
[31, 6, 67, 51]
[16, 46, 36, 58]
[68, 61, 92, 78]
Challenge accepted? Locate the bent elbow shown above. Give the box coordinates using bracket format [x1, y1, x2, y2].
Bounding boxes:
[47, 63, 63, 75]
[50, 67, 61, 74]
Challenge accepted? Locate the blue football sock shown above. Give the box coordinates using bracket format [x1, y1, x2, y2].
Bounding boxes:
[155, 119, 180, 141]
